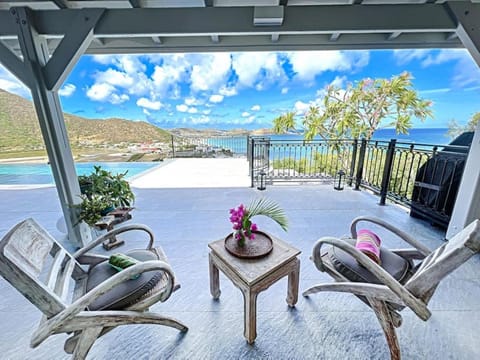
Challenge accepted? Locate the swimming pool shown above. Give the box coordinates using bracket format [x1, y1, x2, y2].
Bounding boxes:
[0, 162, 160, 185]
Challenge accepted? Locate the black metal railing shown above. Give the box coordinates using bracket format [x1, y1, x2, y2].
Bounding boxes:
[248, 137, 358, 185]
[249, 137, 470, 227]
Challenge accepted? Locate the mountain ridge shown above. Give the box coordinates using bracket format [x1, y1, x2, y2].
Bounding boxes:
[0, 89, 172, 152]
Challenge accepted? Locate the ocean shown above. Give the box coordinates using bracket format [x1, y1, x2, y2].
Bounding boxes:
[269, 128, 451, 144]
[207, 128, 453, 154]
[371, 128, 451, 144]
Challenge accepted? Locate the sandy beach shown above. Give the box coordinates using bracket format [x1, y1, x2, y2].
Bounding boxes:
[0, 156, 49, 164]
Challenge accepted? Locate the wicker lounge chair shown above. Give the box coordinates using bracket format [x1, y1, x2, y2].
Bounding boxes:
[303, 216, 480, 360]
[0, 219, 188, 360]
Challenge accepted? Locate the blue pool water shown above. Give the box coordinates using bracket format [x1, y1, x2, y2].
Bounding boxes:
[0, 162, 159, 185]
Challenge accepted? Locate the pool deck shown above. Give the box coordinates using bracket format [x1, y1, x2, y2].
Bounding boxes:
[0, 159, 479, 359]
[130, 158, 251, 188]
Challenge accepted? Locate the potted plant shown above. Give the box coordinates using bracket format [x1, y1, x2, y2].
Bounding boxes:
[77, 166, 135, 226]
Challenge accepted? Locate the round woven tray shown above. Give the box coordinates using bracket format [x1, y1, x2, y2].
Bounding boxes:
[224, 231, 273, 259]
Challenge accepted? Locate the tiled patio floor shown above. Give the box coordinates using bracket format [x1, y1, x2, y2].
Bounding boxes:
[0, 185, 479, 359]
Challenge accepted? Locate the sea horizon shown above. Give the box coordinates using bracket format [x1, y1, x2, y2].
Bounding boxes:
[251, 127, 452, 145]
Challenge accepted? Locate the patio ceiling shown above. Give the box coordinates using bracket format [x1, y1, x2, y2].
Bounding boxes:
[0, 1, 478, 55]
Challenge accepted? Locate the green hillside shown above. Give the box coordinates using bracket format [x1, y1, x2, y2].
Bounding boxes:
[0, 89, 172, 152]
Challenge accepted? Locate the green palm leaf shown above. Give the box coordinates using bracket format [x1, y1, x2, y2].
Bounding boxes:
[247, 198, 288, 232]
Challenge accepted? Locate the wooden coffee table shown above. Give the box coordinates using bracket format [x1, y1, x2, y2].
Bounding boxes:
[208, 235, 301, 344]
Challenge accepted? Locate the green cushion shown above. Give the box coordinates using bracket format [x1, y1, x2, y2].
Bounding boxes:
[326, 239, 412, 284]
[86, 249, 164, 311]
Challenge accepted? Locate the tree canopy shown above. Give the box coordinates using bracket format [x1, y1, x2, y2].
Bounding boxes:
[447, 112, 480, 139]
[273, 72, 433, 140]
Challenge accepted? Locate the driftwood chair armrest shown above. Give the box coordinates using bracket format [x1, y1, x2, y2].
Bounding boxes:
[73, 224, 155, 259]
[391, 248, 427, 260]
[350, 216, 431, 257]
[31, 260, 174, 347]
[311, 236, 431, 321]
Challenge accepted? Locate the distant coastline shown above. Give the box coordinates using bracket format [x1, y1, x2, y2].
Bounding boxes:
[0, 127, 452, 164]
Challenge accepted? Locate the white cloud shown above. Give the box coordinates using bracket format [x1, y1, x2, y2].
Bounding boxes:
[188, 107, 198, 114]
[91, 54, 114, 65]
[136, 97, 162, 110]
[209, 94, 224, 103]
[393, 49, 480, 89]
[190, 53, 232, 93]
[143, 109, 151, 116]
[0, 64, 30, 98]
[281, 87, 289, 94]
[114, 55, 146, 74]
[316, 76, 348, 98]
[287, 51, 369, 84]
[219, 86, 237, 97]
[190, 115, 212, 125]
[242, 111, 250, 117]
[393, 49, 431, 66]
[294, 100, 311, 115]
[330, 75, 347, 89]
[232, 52, 286, 89]
[419, 49, 468, 67]
[58, 83, 76, 97]
[184, 96, 204, 106]
[176, 104, 188, 112]
[151, 54, 190, 98]
[96, 69, 134, 88]
[109, 93, 130, 105]
[86, 83, 115, 102]
[86, 83, 129, 104]
[251, 105, 261, 111]
[419, 88, 451, 95]
[203, 109, 211, 115]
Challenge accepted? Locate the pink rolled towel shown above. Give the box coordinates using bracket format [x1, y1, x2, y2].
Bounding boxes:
[355, 229, 382, 265]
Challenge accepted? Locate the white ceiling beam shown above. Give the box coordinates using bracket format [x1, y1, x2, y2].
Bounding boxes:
[78, 32, 464, 54]
[447, 2, 480, 66]
[253, 6, 284, 26]
[330, 32, 341, 41]
[271, 33, 279, 42]
[0, 40, 28, 85]
[0, 5, 457, 38]
[151, 35, 162, 44]
[446, 32, 457, 41]
[92, 37, 105, 45]
[387, 31, 402, 40]
[43, 8, 104, 90]
[128, 0, 141, 8]
[51, 0, 69, 9]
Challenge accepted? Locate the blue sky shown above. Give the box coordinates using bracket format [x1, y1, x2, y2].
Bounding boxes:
[0, 49, 479, 130]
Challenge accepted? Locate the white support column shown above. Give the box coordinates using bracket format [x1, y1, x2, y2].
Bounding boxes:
[7, 7, 102, 247]
[446, 2, 480, 239]
[447, 122, 480, 239]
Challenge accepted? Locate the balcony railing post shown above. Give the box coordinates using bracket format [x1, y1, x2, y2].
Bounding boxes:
[379, 139, 397, 205]
[250, 138, 255, 188]
[349, 139, 358, 186]
[171, 135, 175, 158]
[355, 139, 367, 190]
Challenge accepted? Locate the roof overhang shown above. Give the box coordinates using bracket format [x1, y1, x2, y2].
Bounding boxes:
[0, 1, 476, 55]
